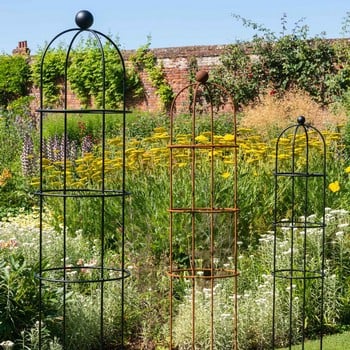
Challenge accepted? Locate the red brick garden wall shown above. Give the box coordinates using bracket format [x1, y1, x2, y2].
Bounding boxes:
[16, 40, 227, 113]
[125, 45, 225, 111]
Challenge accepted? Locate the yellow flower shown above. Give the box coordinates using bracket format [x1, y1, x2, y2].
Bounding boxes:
[0, 168, 12, 187]
[154, 127, 167, 133]
[277, 154, 290, 160]
[329, 181, 340, 193]
[221, 172, 231, 179]
[222, 133, 235, 143]
[153, 132, 170, 140]
[195, 134, 209, 144]
[108, 136, 122, 146]
[213, 135, 223, 143]
[345, 166, 350, 173]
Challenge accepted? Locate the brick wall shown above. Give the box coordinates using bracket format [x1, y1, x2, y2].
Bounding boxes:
[12, 41, 226, 112]
[124, 45, 226, 111]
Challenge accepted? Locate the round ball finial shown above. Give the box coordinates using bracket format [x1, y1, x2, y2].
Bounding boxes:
[75, 10, 94, 29]
[297, 116, 306, 125]
[195, 70, 209, 83]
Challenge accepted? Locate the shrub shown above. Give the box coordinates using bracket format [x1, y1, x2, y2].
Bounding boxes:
[172, 209, 346, 349]
[239, 89, 346, 137]
[0, 99, 37, 217]
[213, 14, 350, 109]
[0, 212, 150, 349]
[0, 54, 31, 108]
[31, 39, 142, 109]
[0, 213, 71, 345]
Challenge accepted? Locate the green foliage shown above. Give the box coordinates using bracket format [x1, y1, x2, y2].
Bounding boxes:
[7, 95, 35, 119]
[214, 43, 263, 109]
[0, 173, 35, 219]
[0, 54, 31, 108]
[31, 39, 142, 109]
[213, 14, 350, 109]
[281, 331, 350, 350]
[0, 99, 37, 218]
[1, 110, 350, 348]
[129, 42, 174, 110]
[42, 112, 123, 143]
[126, 112, 169, 138]
[68, 39, 124, 108]
[31, 47, 66, 107]
[0, 251, 61, 342]
[0, 254, 36, 340]
[0, 112, 22, 170]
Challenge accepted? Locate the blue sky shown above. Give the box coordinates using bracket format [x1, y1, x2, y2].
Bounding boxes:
[1, 1, 350, 54]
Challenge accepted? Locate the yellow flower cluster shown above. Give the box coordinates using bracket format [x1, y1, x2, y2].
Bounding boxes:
[0, 168, 12, 187]
[30, 127, 343, 190]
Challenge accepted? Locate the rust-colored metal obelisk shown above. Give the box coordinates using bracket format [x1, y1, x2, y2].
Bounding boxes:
[168, 71, 239, 349]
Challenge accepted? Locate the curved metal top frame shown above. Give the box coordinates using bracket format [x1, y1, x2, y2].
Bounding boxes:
[38, 10, 127, 112]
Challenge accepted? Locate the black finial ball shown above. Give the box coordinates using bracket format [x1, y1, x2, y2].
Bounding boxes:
[297, 116, 305, 125]
[75, 10, 94, 29]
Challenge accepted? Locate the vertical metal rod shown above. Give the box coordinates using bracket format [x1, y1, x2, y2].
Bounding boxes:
[38, 59, 44, 349]
[121, 51, 126, 350]
[320, 132, 326, 350]
[112, 30, 128, 350]
[288, 130, 297, 350]
[272, 135, 279, 350]
[232, 100, 238, 350]
[191, 85, 198, 350]
[100, 46, 106, 350]
[62, 38, 70, 348]
[302, 126, 309, 350]
[209, 96, 215, 350]
[169, 98, 175, 350]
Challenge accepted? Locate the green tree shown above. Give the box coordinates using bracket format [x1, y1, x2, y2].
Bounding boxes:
[0, 55, 31, 108]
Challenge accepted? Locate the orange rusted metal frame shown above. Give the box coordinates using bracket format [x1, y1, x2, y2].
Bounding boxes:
[168, 71, 239, 350]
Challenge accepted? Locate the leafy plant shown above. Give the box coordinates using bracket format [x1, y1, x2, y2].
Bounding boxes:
[0, 252, 61, 342]
[0, 54, 31, 108]
[129, 41, 174, 110]
[213, 14, 350, 109]
[68, 38, 126, 109]
[31, 39, 142, 109]
[31, 47, 66, 107]
[0, 100, 37, 217]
